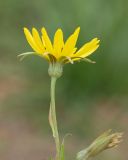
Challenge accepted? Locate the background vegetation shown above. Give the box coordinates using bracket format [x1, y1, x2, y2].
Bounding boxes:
[0, 0, 128, 159]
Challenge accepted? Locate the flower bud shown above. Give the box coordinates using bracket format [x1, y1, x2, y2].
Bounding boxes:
[77, 130, 123, 160]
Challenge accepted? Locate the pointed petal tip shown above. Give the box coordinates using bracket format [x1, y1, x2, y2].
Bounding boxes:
[75, 26, 80, 34]
[93, 37, 98, 41]
[96, 38, 100, 42]
[57, 28, 63, 33]
[23, 28, 30, 36]
[32, 27, 40, 35]
[32, 27, 36, 31]
[91, 38, 100, 45]
[95, 38, 100, 43]
[23, 27, 28, 32]
[41, 27, 46, 33]
[76, 26, 80, 31]
[97, 39, 100, 42]
[55, 28, 63, 34]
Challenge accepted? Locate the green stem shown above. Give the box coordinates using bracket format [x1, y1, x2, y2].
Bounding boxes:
[50, 76, 60, 160]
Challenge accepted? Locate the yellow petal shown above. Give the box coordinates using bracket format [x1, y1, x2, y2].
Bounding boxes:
[41, 27, 53, 53]
[61, 27, 80, 56]
[72, 47, 77, 54]
[24, 28, 42, 53]
[32, 28, 45, 52]
[73, 38, 100, 58]
[41, 36, 46, 48]
[53, 29, 64, 58]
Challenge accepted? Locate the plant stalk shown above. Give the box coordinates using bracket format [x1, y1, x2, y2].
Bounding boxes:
[50, 76, 60, 160]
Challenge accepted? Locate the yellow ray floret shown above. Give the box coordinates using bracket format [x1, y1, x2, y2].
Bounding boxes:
[41, 27, 53, 53]
[23, 27, 100, 63]
[53, 29, 64, 58]
[32, 28, 45, 52]
[70, 38, 100, 61]
[61, 27, 80, 57]
[24, 28, 43, 54]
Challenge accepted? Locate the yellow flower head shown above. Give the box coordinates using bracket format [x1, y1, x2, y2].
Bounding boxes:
[19, 27, 100, 64]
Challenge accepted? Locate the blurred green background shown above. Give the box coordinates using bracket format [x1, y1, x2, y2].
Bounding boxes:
[0, 0, 128, 159]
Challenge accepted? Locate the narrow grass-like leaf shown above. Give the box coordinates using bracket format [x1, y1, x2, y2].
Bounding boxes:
[60, 133, 72, 160]
[60, 142, 65, 160]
